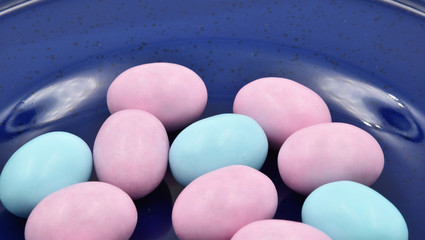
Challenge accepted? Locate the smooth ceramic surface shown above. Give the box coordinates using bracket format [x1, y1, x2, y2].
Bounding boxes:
[0, 0, 424, 239]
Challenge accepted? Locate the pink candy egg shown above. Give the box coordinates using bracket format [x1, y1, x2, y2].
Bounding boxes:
[107, 62, 208, 131]
[233, 77, 331, 149]
[231, 219, 332, 240]
[172, 165, 278, 240]
[25, 181, 137, 240]
[93, 109, 169, 199]
[278, 122, 385, 195]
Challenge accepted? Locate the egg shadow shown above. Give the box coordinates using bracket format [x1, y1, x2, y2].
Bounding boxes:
[130, 181, 173, 240]
[260, 149, 306, 222]
[0, 206, 26, 240]
[273, 191, 306, 222]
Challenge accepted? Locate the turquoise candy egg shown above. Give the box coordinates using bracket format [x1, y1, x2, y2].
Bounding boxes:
[0, 131, 93, 218]
[169, 113, 268, 186]
[302, 181, 408, 240]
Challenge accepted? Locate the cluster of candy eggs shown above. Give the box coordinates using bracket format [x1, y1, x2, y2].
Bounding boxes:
[0, 62, 407, 240]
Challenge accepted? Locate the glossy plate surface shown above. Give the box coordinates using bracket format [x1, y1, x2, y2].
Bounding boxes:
[1, 0, 424, 239]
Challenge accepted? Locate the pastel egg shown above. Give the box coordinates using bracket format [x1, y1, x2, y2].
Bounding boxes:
[278, 122, 384, 195]
[25, 181, 137, 240]
[93, 109, 169, 199]
[231, 219, 331, 240]
[106, 62, 208, 131]
[302, 181, 408, 240]
[169, 113, 268, 186]
[172, 165, 278, 240]
[233, 77, 331, 149]
[0, 131, 92, 218]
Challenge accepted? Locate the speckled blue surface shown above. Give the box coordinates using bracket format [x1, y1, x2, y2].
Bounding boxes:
[0, 0, 424, 239]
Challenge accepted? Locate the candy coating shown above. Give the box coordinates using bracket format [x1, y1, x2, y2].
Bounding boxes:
[107, 62, 208, 131]
[233, 77, 331, 149]
[302, 181, 408, 240]
[278, 122, 384, 195]
[0, 132, 92, 218]
[25, 181, 138, 240]
[169, 113, 268, 186]
[172, 165, 278, 240]
[231, 219, 331, 240]
[93, 109, 169, 199]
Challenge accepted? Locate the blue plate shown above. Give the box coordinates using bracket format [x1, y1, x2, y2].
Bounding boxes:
[1, 0, 424, 239]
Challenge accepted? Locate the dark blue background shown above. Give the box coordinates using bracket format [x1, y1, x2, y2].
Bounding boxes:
[1, 0, 424, 239]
